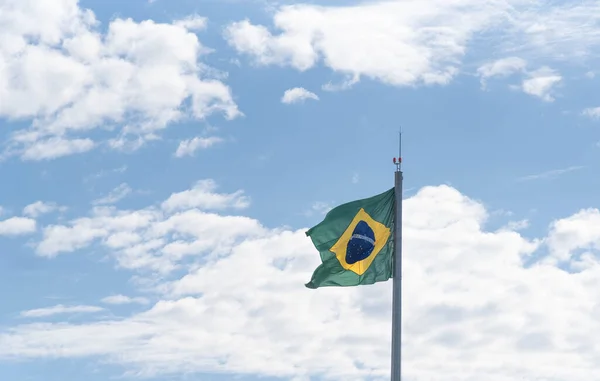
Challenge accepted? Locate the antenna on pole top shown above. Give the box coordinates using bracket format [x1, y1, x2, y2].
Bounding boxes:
[393, 129, 402, 172]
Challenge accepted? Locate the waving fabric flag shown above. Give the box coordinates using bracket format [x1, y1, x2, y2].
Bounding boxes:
[305, 188, 395, 289]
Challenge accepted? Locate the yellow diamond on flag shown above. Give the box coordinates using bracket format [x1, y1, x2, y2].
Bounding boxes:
[329, 208, 391, 275]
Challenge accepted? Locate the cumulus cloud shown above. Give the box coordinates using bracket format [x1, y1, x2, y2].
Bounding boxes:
[521, 66, 562, 102]
[19, 138, 95, 161]
[545, 208, 600, 267]
[476, 58, 563, 99]
[173, 15, 207, 31]
[225, 1, 600, 91]
[0, 217, 36, 236]
[281, 87, 319, 104]
[174, 136, 223, 157]
[161, 179, 249, 212]
[4, 181, 600, 380]
[23, 201, 65, 218]
[36, 179, 254, 272]
[0, 0, 240, 161]
[224, 1, 488, 87]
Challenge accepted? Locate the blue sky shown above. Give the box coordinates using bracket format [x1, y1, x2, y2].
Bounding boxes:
[2, 0, 600, 380]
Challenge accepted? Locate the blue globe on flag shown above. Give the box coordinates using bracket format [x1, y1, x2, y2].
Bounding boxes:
[345, 220, 376, 264]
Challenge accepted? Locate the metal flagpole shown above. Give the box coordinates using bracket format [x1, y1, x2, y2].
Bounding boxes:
[391, 132, 403, 381]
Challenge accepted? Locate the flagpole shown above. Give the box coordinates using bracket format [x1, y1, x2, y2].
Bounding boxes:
[391, 133, 403, 381]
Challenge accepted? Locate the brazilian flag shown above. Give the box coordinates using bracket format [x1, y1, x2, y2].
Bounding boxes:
[305, 188, 395, 289]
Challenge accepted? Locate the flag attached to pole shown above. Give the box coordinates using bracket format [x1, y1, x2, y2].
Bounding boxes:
[305, 188, 395, 289]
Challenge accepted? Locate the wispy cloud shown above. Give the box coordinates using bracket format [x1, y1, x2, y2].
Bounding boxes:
[477, 57, 527, 88]
[517, 166, 583, 182]
[304, 201, 333, 217]
[84, 166, 127, 183]
[322, 75, 360, 92]
[582, 107, 600, 119]
[175, 136, 223, 158]
[101, 295, 149, 305]
[93, 183, 132, 205]
[503, 219, 530, 231]
[20, 304, 104, 318]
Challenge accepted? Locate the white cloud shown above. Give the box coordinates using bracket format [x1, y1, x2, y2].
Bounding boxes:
[20, 304, 104, 318]
[521, 66, 562, 102]
[7, 182, 600, 380]
[224, 1, 497, 87]
[476, 59, 563, 101]
[303, 201, 332, 217]
[477, 56, 527, 87]
[101, 295, 149, 305]
[503, 219, 530, 231]
[507, 2, 600, 59]
[0, 217, 36, 236]
[225, 1, 600, 91]
[582, 107, 600, 119]
[545, 209, 600, 268]
[23, 201, 65, 218]
[161, 179, 249, 212]
[173, 15, 207, 31]
[84, 165, 128, 183]
[36, 180, 255, 273]
[322, 74, 360, 92]
[174, 136, 223, 157]
[36, 208, 159, 261]
[281, 87, 319, 104]
[517, 165, 583, 181]
[92, 183, 132, 205]
[0, 0, 240, 160]
[18, 137, 95, 161]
